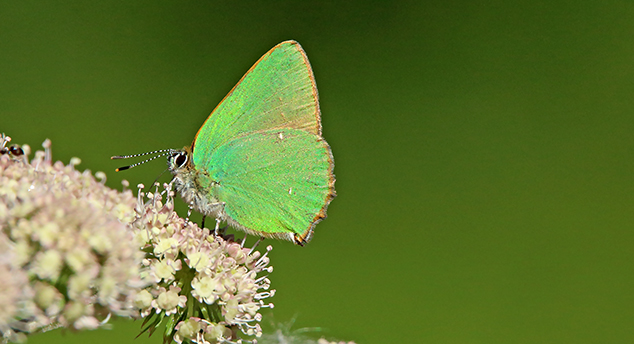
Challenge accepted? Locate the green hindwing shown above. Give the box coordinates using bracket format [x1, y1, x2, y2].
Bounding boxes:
[207, 128, 333, 238]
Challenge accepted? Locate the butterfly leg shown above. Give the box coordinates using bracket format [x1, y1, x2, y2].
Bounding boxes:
[185, 200, 194, 223]
[211, 218, 232, 241]
[213, 218, 221, 236]
[201, 215, 206, 229]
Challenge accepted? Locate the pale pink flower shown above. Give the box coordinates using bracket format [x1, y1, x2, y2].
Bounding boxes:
[0, 134, 144, 339]
[131, 181, 275, 343]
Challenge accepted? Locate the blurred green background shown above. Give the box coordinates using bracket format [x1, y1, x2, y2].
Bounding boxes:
[2, 1, 634, 343]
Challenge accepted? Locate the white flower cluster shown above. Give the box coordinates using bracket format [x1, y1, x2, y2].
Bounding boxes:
[0, 134, 280, 344]
[0, 135, 144, 342]
[131, 182, 275, 344]
[0, 232, 31, 343]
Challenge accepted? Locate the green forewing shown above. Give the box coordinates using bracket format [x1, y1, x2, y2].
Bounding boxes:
[207, 129, 332, 236]
[190, 41, 334, 238]
[193, 41, 321, 168]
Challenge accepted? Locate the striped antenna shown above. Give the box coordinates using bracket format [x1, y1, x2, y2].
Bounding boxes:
[111, 149, 172, 171]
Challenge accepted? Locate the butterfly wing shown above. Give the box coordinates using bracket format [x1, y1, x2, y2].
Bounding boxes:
[207, 128, 334, 243]
[191, 41, 335, 243]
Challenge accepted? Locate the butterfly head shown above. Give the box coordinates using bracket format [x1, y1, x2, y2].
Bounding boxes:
[166, 146, 222, 216]
[167, 147, 199, 192]
[167, 147, 192, 175]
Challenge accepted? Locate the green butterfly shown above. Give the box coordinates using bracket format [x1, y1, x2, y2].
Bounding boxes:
[118, 41, 335, 245]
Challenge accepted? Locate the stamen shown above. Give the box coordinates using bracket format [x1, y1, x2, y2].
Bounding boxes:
[42, 138, 52, 163]
[254, 290, 275, 300]
[258, 301, 274, 309]
[0, 133, 11, 150]
[136, 184, 145, 206]
[254, 275, 269, 284]
[152, 182, 161, 209]
[99, 313, 112, 325]
[95, 171, 107, 184]
[256, 280, 270, 291]
[248, 238, 265, 255]
[253, 245, 273, 270]
[234, 320, 263, 338]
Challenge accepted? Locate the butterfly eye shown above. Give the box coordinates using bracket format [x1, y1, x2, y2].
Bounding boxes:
[175, 152, 187, 167]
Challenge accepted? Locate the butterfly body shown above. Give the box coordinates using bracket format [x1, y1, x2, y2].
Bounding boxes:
[167, 41, 335, 245]
[168, 148, 226, 222]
